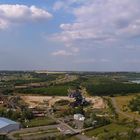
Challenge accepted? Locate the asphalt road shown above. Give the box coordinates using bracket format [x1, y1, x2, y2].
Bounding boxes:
[53, 117, 92, 140]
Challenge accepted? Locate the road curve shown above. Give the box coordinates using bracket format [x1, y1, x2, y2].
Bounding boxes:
[111, 97, 140, 122]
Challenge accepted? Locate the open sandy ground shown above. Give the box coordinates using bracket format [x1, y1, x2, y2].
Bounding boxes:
[21, 95, 105, 109]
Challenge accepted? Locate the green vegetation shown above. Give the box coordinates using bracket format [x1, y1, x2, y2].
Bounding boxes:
[128, 95, 140, 113]
[2, 72, 140, 139]
[0, 107, 33, 121]
[38, 135, 80, 140]
[7, 73, 58, 86]
[17, 85, 70, 96]
[115, 95, 140, 119]
[23, 117, 57, 127]
[13, 131, 79, 140]
[86, 83, 140, 96]
[0, 135, 9, 140]
[41, 73, 140, 96]
[2, 71, 140, 140]
[1, 71, 140, 96]
[14, 128, 59, 138]
[85, 123, 130, 139]
[105, 98, 118, 119]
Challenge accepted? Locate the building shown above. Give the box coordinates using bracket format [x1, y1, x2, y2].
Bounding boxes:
[74, 114, 85, 121]
[0, 117, 20, 134]
[74, 114, 85, 129]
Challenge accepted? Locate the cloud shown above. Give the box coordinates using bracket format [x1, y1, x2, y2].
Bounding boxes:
[100, 59, 110, 63]
[52, 0, 140, 44]
[0, 4, 52, 29]
[53, 0, 86, 11]
[71, 47, 79, 53]
[53, 1, 64, 11]
[51, 50, 73, 56]
[0, 19, 9, 29]
[51, 46, 79, 56]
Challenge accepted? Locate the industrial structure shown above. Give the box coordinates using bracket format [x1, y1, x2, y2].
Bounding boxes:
[0, 117, 20, 134]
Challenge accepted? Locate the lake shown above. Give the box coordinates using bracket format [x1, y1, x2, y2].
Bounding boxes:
[131, 80, 140, 84]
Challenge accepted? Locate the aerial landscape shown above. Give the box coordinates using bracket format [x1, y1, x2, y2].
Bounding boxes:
[1, 0, 140, 140]
[1, 71, 140, 140]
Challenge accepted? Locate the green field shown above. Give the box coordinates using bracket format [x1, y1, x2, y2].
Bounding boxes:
[23, 117, 57, 127]
[85, 123, 130, 138]
[17, 85, 70, 96]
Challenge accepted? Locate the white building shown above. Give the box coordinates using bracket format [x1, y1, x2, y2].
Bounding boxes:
[0, 117, 20, 134]
[74, 114, 85, 121]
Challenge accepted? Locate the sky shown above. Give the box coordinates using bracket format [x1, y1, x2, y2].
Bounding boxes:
[0, 0, 140, 71]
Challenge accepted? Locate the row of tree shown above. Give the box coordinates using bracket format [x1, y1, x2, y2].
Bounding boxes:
[86, 83, 140, 96]
[128, 95, 140, 113]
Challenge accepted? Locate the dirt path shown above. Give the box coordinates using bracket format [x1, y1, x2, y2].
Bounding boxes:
[111, 97, 140, 122]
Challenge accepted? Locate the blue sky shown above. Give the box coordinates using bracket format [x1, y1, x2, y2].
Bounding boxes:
[0, 0, 140, 71]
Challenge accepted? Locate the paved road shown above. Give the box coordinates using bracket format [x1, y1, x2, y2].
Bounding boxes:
[51, 116, 93, 140]
[58, 120, 82, 133]
[111, 97, 140, 122]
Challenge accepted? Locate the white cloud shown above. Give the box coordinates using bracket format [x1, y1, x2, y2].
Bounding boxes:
[0, 4, 52, 29]
[0, 19, 9, 29]
[71, 47, 79, 53]
[52, 0, 140, 44]
[53, 1, 64, 11]
[51, 50, 73, 56]
[53, 0, 86, 11]
[100, 59, 110, 63]
[51, 46, 79, 56]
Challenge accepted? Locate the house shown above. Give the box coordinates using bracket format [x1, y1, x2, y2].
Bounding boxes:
[74, 114, 85, 129]
[0, 117, 20, 134]
[74, 114, 85, 121]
